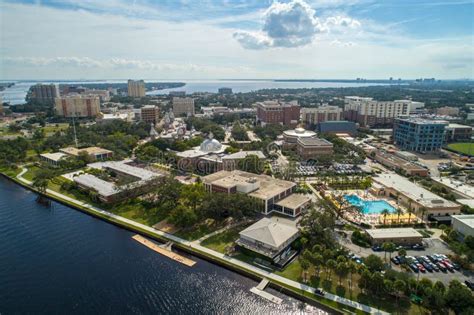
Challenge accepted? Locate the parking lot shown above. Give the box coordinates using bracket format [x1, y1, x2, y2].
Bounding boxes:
[339, 232, 474, 285]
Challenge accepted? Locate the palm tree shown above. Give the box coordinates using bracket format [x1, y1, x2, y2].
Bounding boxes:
[299, 257, 310, 283]
[335, 262, 349, 286]
[348, 261, 357, 295]
[396, 207, 403, 225]
[381, 208, 390, 225]
[393, 279, 406, 307]
[397, 248, 407, 258]
[407, 206, 414, 225]
[384, 242, 396, 265]
[326, 259, 336, 281]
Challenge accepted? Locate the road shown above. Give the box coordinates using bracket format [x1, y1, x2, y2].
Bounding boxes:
[16, 167, 388, 315]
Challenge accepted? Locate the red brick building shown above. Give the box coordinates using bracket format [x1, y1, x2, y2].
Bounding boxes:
[256, 100, 300, 127]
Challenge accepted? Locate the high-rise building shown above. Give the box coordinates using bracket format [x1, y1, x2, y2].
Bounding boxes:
[255, 100, 300, 127]
[54, 95, 101, 118]
[172, 97, 195, 117]
[29, 83, 60, 104]
[301, 105, 342, 126]
[140, 105, 160, 124]
[344, 96, 423, 127]
[127, 80, 146, 97]
[0, 95, 3, 116]
[218, 87, 233, 94]
[393, 117, 448, 152]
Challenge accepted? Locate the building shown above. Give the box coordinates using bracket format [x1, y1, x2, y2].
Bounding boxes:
[393, 151, 418, 161]
[127, 80, 146, 97]
[68, 160, 162, 203]
[255, 100, 300, 127]
[301, 106, 343, 126]
[393, 117, 448, 152]
[97, 112, 135, 123]
[218, 87, 233, 94]
[172, 97, 195, 117]
[445, 123, 473, 142]
[344, 96, 423, 127]
[84, 89, 110, 102]
[202, 170, 311, 217]
[436, 106, 460, 116]
[373, 150, 428, 177]
[430, 177, 474, 200]
[296, 137, 333, 160]
[366, 228, 423, 245]
[317, 121, 357, 136]
[40, 152, 67, 167]
[54, 95, 101, 118]
[236, 217, 300, 266]
[452, 215, 474, 238]
[140, 105, 160, 124]
[372, 173, 461, 221]
[29, 84, 60, 104]
[169, 91, 186, 97]
[281, 127, 316, 149]
[60, 146, 113, 160]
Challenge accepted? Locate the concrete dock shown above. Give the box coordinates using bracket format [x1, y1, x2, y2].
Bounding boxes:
[132, 235, 196, 267]
[250, 279, 282, 304]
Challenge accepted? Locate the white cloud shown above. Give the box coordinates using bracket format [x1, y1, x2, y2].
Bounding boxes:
[233, 0, 364, 49]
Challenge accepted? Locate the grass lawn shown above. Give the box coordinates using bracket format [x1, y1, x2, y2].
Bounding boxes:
[447, 142, 474, 156]
[201, 224, 251, 253]
[0, 166, 22, 177]
[22, 165, 41, 181]
[42, 123, 69, 134]
[175, 222, 225, 241]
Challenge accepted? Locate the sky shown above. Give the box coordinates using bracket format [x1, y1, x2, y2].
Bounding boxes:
[0, 0, 473, 80]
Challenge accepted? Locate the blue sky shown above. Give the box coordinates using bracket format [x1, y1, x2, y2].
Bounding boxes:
[0, 0, 473, 79]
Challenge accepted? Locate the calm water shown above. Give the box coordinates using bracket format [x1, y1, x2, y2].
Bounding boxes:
[0, 177, 325, 314]
[0, 79, 386, 105]
[344, 194, 396, 215]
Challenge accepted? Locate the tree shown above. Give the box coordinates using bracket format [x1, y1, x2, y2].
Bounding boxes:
[238, 154, 262, 174]
[407, 202, 414, 224]
[168, 205, 197, 228]
[364, 254, 384, 272]
[299, 257, 310, 283]
[335, 262, 349, 286]
[444, 280, 474, 314]
[311, 253, 324, 277]
[326, 259, 336, 280]
[397, 248, 407, 258]
[382, 242, 396, 265]
[395, 207, 403, 224]
[181, 183, 206, 212]
[381, 208, 390, 225]
[393, 279, 406, 305]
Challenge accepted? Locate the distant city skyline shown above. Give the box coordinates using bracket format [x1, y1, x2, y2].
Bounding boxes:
[1, 0, 473, 80]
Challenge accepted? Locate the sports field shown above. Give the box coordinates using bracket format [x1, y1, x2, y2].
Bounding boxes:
[447, 142, 474, 156]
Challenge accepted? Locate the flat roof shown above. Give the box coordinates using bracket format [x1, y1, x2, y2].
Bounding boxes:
[60, 146, 113, 156]
[40, 152, 67, 162]
[275, 194, 311, 209]
[457, 199, 474, 209]
[203, 170, 295, 200]
[88, 161, 159, 181]
[452, 215, 474, 228]
[297, 137, 333, 147]
[366, 228, 423, 239]
[373, 173, 459, 209]
[447, 123, 473, 129]
[222, 151, 265, 160]
[375, 151, 426, 171]
[431, 177, 474, 199]
[74, 173, 116, 197]
[239, 217, 299, 248]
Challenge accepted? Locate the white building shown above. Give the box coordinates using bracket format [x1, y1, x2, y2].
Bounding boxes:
[40, 152, 67, 166]
[452, 215, 474, 238]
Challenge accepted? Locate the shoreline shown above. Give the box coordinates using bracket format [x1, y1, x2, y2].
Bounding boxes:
[0, 171, 375, 314]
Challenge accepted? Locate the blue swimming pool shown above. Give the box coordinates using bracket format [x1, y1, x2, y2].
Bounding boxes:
[344, 195, 396, 215]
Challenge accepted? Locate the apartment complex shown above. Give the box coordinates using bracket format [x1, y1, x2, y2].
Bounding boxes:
[393, 117, 448, 152]
[140, 105, 160, 124]
[255, 100, 300, 127]
[54, 95, 101, 118]
[172, 97, 195, 117]
[127, 80, 146, 97]
[344, 96, 423, 127]
[30, 84, 60, 104]
[202, 170, 310, 217]
[296, 137, 334, 160]
[301, 105, 343, 126]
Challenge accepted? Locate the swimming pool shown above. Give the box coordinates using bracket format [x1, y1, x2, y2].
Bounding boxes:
[344, 195, 396, 215]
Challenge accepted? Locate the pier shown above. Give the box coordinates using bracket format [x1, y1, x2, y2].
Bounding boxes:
[132, 235, 196, 267]
[250, 279, 282, 305]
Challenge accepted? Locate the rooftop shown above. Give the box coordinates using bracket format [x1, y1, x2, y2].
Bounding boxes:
[395, 117, 449, 125]
[283, 128, 316, 138]
[297, 137, 333, 147]
[452, 215, 474, 228]
[60, 146, 113, 157]
[366, 228, 423, 239]
[431, 177, 474, 199]
[88, 160, 159, 181]
[373, 173, 459, 209]
[275, 194, 311, 209]
[40, 152, 67, 162]
[222, 150, 266, 160]
[239, 217, 300, 249]
[74, 173, 117, 197]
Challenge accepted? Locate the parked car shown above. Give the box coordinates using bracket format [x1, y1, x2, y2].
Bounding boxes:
[412, 244, 424, 250]
[465, 281, 474, 291]
[409, 264, 419, 273]
[372, 245, 382, 252]
[430, 263, 440, 272]
[391, 257, 400, 265]
[437, 262, 447, 272]
[416, 263, 426, 273]
[315, 288, 326, 296]
[422, 262, 433, 272]
[451, 262, 461, 271]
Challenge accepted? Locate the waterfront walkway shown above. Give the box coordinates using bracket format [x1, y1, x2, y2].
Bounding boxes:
[16, 168, 388, 315]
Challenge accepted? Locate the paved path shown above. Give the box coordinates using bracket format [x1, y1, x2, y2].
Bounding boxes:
[16, 167, 388, 315]
[192, 219, 251, 245]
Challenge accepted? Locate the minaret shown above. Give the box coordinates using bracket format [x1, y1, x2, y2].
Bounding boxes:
[149, 123, 159, 140]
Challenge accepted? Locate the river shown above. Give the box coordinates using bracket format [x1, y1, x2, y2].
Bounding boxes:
[0, 177, 326, 314]
[0, 79, 387, 105]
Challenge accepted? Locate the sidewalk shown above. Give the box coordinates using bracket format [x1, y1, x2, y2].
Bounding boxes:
[16, 167, 388, 315]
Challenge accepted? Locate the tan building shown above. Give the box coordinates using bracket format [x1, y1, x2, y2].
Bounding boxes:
[372, 173, 461, 220]
[373, 150, 429, 177]
[54, 95, 101, 118]
[296, 137, 333, 160]
[282, 127, 316, 149]
[202, 170, 310, 217]
[30, 83, 60, 104]
[301, 106, 343, 126]
[436, 106, 460, 116]
[172, 97, 195, 117]
[366, 228, 423, 245]
[60, 146, 113, 160]
[127, 80, 146, 97]
[140, 105, 160, 124]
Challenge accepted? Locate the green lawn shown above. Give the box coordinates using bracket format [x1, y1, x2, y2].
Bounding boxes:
[22, 166, 41, 181]
[201, 224, 251, 253]
[447, 142, 474, 156]
[42, 123, 69, 134]
[175, 222, 225, 241]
